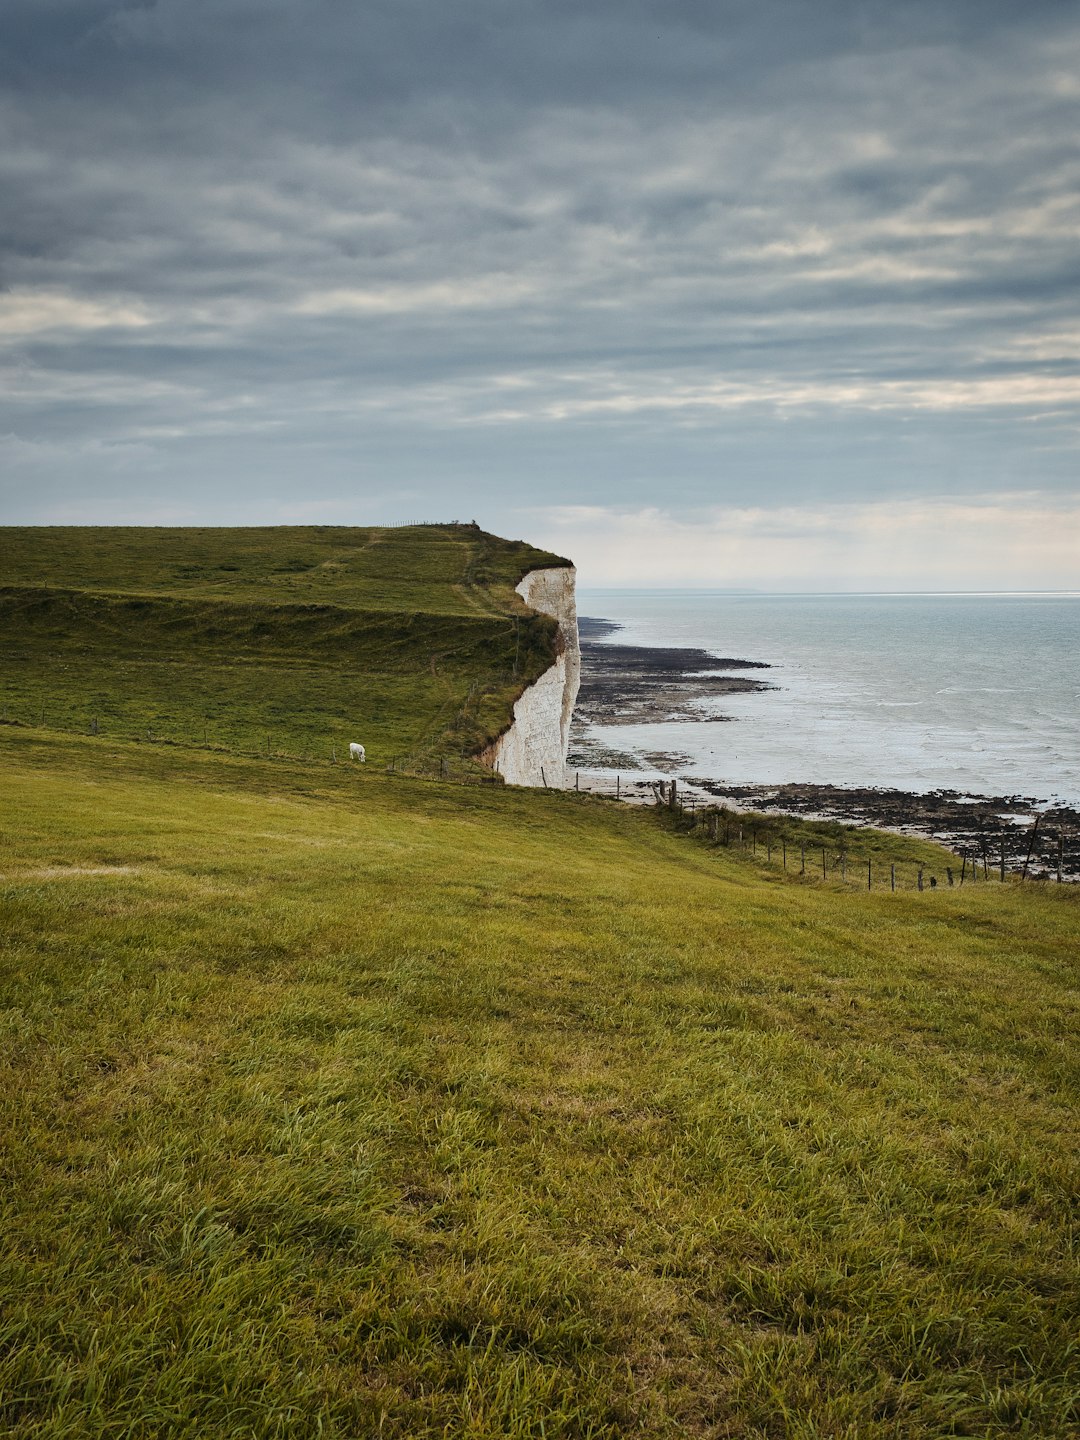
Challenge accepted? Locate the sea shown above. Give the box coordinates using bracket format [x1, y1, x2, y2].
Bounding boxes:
[575, 591, 1080, 809]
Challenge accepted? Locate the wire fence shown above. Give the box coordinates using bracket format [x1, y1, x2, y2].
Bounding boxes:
[570, 771, 1076, 888]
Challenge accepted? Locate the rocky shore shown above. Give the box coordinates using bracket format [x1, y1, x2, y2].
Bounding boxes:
[570, 617, 1079, 881]
[574, 616, 772, 726]
[695, 780, 1080, 882]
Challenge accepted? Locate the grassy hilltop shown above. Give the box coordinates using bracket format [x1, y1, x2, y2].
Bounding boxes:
[1, 528, 1078, 1439]
[0, 524, 569, 769]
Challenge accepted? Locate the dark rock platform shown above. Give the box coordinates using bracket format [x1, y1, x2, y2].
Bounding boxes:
[575, 615, 772, 726]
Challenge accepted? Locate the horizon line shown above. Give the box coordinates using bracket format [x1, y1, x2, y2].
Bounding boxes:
[576, 587, 1080, 598]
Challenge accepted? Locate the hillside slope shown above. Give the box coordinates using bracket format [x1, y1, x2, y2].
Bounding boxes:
[1, 727, 1077, 1439]
[0, 525, 570, 769]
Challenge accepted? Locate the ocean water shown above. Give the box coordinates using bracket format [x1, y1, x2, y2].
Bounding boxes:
[575, 591, 1080, 807]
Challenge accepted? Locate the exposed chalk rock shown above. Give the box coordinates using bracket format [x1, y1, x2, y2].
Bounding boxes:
[490, 566, 580, 787]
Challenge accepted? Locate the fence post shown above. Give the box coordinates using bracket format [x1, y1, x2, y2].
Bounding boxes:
[841, 853, 847, 883]
[867, 858, 872, 891]
[946, 866, 953, 886]
[1021, 814, 1041, 880]
[1000, 835, 1006, 883]
[960, 855, 966, 886]
[616, 774, 620, 799]
[800, 845, 805, 874]
[1058, 832, 1064, 883]
[540, 765, 548, 788]
[890, 863, 895, 892]
[821, 847, 826, 879]
[918, 866, 924, 892]
[782, 840, 787, 870]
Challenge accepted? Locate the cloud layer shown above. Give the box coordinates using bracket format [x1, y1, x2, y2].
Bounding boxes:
[528, 497, 1080, 591]
[2, 1, 1078, 584]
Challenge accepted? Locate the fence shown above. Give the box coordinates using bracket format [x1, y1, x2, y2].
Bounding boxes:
[376, 521, 503, 535]
[569, 772, 1075, 889]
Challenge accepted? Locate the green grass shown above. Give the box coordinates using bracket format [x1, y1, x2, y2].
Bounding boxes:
[2, 727, 1077, 1439]
[0, 524, 568, 616]
[0, 525, 569, 768]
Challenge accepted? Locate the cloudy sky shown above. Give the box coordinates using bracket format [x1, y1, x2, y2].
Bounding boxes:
[2, 0, 1079, 588]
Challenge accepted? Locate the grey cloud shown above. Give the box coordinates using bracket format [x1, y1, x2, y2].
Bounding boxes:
[1, 0, 1079, 530]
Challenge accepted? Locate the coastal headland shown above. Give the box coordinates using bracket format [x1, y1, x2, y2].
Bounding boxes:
[0, 523, 574, 781]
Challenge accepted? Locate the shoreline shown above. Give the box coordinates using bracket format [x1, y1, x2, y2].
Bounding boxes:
[570, 616, 1080, 880]
[573, 615, 772, 727]
[694, 780, 1080, 881]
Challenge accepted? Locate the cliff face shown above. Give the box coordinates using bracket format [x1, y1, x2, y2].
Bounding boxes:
[491, 566, 580, 787]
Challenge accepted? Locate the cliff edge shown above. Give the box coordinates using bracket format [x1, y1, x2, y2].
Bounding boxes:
[490, 566, 580, 787]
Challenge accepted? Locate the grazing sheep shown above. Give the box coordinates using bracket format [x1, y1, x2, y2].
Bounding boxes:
[349, 742, 366, 762]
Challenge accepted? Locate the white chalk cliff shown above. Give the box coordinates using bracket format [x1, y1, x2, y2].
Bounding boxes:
[489, 566, 580, 787]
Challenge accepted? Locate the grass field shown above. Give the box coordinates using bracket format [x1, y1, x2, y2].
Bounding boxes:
[0, 525, 567, 616]
[2, 726, 1077, 1439]
[0, 525, 569, 768]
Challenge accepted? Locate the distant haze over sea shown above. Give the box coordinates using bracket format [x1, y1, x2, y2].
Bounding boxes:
[576, 591, 1080, 808]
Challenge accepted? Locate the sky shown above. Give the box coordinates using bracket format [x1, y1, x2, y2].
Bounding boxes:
[2, 0, 1079, 589]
